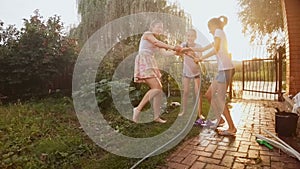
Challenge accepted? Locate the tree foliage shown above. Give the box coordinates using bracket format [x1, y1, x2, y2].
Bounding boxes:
[71, 0, 190, 45]
[237, 0, 284, 44]
[70, 0, 192, 106]
[0, 10, 78, 99]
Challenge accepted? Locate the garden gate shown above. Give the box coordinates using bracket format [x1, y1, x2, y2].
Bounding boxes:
[241, 47, 284, 101]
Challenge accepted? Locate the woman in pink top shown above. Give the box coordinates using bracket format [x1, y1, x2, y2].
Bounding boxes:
[133, 19, 182, 123]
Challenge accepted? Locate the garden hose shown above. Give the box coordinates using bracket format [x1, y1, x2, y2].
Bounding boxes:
[130, 63, 207, 169]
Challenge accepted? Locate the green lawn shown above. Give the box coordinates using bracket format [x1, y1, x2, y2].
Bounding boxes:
[0, 96, 209, 169]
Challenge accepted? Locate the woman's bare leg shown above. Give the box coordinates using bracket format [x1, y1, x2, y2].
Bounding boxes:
[178, 77, 190, 116]
[194, 77, 202, 118]
[133, 77, 165, 123]
[135, 78, 162, 110]
[205, 81, 225, 124]
[222, 71, 236, 133]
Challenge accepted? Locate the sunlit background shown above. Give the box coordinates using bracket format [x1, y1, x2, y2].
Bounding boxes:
[0, 0, 258, 61]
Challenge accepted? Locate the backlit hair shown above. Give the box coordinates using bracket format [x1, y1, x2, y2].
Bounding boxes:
[187, 28, 197, 36]
[208, 16, 228, 29]
[149, 19, 163, 30]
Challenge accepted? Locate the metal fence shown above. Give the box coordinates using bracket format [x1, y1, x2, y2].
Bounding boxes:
[241, 46, 284, 101]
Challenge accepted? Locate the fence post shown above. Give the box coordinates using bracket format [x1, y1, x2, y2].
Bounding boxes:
[277, 52, 283, 101]
[242, 61, 245, 91]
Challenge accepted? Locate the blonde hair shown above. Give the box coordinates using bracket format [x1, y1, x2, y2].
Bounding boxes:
[208, 16, 228, 29]
[149, 19, 163, 30]
[187, 28, 197, 36]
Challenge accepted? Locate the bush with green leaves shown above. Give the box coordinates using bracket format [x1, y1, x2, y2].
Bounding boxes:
[0, 10, 78, 100]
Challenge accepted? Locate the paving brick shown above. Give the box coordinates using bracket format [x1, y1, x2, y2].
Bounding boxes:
[270, 161, 284, 169]
[248, 149, 259, 158]
[192, 151, 212, 157]
[218, 145, 238, 151]
[285, 162, 300, 169]
[220, 155, 235, 168]
[235, 137, 251, 142]
[226, 137, 237, 144]
[281, 156, 299, 164]
[236, 157, 261, 165]
[238, 145, 249, 153]
[210, 141, 218, 145]
[207, 137, 222, 142]
[242, 132, 252, 140]
[212, 149, 226, 159]
[217, 141, 230, 146]
[170, 156, 184, 163]
[259, 150, 275, 156]
[228, 140, 240, 148]
[204, 164, 230, 169]
[181, 154, 198, 166]
[270, 156, 282, 162]
[172, 148, 184, 156]
[260, 155, 271, 166]
[166, 162, 189, 169]
[226, 151, 247, 158]
[180, 141, 192, 148]
[249, 145, 262, 150]
[232, 162, 245, 169]
[245, 165, 265, 169]
[190, 161, 206, 169]
[198, 139, 210, 147]
[184, 145, 197, 151]
[176, 149, 192, 158]
[205, 144, 217, 152]
[197, 156, 221, 165]
[240, 140, 253, 146]
[189, 139, 201, 146]
[193, 146, 205, 151]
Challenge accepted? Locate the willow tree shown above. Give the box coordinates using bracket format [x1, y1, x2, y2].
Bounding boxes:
[70, 0, 107, 45]
[72, 0, 190, 46]
[237, 0, 284, 45]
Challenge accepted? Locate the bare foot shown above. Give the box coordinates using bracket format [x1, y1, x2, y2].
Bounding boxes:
[178, 112, 184, 117]
[154, 117, 167, 123]
[199, 115, 205, 119]
[132, 108, 140, 123]
[218, 118, 226, 127]
[219, 117, 225, 124]
[217, 127, 237, 136]
[230, 127, 237, 133]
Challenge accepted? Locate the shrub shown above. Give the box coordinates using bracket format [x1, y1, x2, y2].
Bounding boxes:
[0, 10, 78, 100]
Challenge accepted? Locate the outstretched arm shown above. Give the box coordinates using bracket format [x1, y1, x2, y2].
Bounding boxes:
[194, 37, 220, 62]
[192, 42, 214, 52]
[159, 48, 177, 57]
[145, 33, 175, 50]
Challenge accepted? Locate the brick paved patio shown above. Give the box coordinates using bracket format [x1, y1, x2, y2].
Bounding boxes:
[161, 99, 300, 169]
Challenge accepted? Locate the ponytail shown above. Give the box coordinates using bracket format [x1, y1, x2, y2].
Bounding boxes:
[208, 16, 228, 29]
[218, 16, 228, 28]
